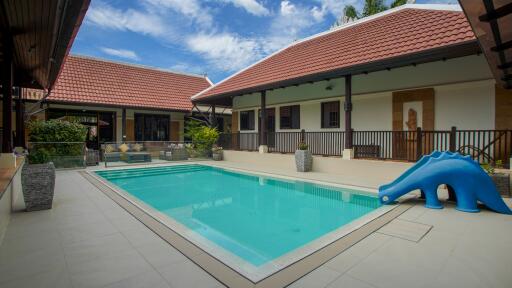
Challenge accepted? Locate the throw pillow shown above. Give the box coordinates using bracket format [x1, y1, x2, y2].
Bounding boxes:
[105, 144, 115, 153]
[119, 143, 129, 153]
[132, 143, 143, 152]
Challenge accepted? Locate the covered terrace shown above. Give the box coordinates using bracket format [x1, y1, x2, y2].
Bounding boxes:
[193, 4, 512, 167]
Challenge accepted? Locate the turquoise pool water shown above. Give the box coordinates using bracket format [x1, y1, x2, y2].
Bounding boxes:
[96, 165, 381, 266]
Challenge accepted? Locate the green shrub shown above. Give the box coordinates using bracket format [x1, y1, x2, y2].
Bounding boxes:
[27, 120, 87, 165]
[481, 163, 495, 175]
[185, 120, 219, 157]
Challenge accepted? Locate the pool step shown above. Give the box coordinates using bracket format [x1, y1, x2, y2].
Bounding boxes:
[97, 165, 209, 179]
[97, 165, 205, 176]
[97, 166, 207, 177]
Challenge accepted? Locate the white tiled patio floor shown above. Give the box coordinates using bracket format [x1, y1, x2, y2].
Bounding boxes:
[0, 168, 511, 288]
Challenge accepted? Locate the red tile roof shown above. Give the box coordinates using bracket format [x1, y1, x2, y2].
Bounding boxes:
[193, 5, 476, 101]
[49, 55, 211, 111]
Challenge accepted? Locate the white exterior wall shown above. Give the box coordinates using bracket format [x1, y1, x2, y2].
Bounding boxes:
[233, 55, 495, 132]
[434, 80, 495, 130]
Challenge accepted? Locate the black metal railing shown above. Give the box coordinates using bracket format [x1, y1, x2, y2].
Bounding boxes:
[218, 128, 512, 166]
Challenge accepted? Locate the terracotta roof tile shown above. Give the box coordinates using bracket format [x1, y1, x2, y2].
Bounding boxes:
[194, 7, 476, 100]
[49, 56, 211, 111]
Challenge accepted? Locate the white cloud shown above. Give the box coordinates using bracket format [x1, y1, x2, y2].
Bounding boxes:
[311, 6, 326, 22]
[280, 1, 296, 16]
[142, 0, 213, 26]
[186, 33, 263, 72]
[263, 1, 321, 53]
[169, 62, 206, 75]
[311, 0, 361, 22]
[100, 47, 140, 61]
[221, 0, 270, 16]
[87, 2, 167, 37]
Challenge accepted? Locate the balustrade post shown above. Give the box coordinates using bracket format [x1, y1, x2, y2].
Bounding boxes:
[416, 127, 423, 161]
[449, 126, 457, 152]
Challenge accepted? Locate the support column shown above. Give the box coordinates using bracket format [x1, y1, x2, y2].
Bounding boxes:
[209, 105, 217, 128]
[15, 87, 25, 148]
[259, 91, 268, 153]
[343, 75, 354, 160]
[121, 108, 126, 142]
[1, 56, 16, 167]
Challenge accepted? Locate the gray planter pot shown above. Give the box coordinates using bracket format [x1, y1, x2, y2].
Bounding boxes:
[295, 150, 312, 172]
[21, 163, 56, 211]
[212, 152, 223, 161]
[491, 173, 510, 198]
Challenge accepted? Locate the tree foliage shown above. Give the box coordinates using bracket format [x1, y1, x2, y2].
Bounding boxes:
[362, 0, 387, 17]
[390, 0, 408, 8]
[344, 5, 359, 20]
[184, 119, 220, 156]
[27, 120, 87, 165]
[334, 0, 410, 27]
[28, 119, 87, 143]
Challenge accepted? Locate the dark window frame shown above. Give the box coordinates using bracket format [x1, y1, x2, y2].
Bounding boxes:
[134, 113, 170, 141]
[239, 110, 255, 131]
[279, 105, 300, 129]
[321, 101, 340, 128]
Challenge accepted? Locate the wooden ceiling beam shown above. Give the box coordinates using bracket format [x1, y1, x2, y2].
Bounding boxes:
[479, 2, 512, 22]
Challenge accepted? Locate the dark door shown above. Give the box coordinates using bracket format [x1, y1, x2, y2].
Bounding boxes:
[259, 108, 276, 147]
[98, 112, 115, 144]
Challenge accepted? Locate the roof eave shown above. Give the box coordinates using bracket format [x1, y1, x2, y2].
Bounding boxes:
[45, 99, 194, 113]
[192, 40, 480, 106]
[458, 0, 512, 90]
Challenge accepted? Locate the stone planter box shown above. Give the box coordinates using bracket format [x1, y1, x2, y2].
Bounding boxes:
[491, 173, 510, 198]
[295, 150, 312, 172]
[212, 152, 223, 161]
[21, 163, 56, 211]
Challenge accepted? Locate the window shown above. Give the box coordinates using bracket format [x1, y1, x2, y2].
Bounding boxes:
[135, 114, 170, 141]
[240, 110, 255, 130]
[321, 101, 340, 128]
[280, 105, 300, 129]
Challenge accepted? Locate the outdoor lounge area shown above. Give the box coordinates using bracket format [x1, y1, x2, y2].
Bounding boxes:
[1, 0, 512, 288]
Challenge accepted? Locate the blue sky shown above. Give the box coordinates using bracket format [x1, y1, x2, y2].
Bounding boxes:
[72, 0, 458, 83]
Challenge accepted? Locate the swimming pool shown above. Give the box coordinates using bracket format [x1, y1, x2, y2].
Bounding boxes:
[94, 164, 389, 281]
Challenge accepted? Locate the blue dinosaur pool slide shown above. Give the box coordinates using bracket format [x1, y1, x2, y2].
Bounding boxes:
[379, 151, 512, 214]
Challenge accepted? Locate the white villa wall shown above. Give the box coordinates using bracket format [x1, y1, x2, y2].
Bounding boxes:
[434, 80, 495, 130]
[233, 55, 495, 132]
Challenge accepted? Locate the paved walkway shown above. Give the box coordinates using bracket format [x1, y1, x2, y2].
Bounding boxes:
[0, 166, 511, 288]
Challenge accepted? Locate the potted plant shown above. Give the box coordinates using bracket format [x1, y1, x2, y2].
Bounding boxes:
[22, 120, 87, 211]
[295, 142, 312, 172]
[212, 145, 223, 161]
[482, 160, 510, 197]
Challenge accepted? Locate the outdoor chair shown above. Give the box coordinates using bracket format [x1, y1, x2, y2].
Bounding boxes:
[159, 144, 189, 161]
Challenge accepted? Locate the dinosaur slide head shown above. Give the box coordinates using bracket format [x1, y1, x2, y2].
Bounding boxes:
[378, 186, 395, 205]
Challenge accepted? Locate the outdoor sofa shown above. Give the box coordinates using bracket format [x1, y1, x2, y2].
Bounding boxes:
[101, 143, 152, 163]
